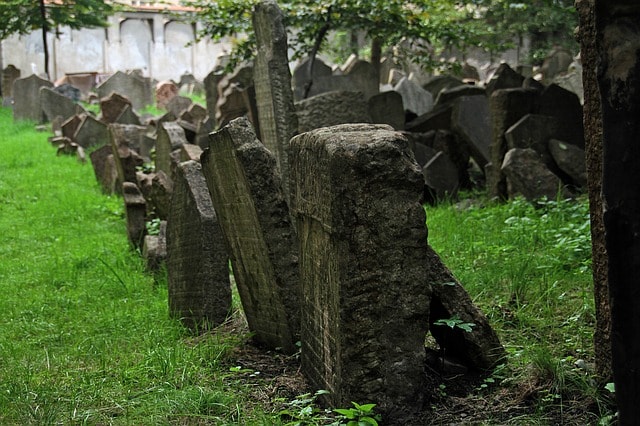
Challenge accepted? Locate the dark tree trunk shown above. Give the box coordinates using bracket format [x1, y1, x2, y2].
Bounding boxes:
[595, 1, 640, 422]
[576, 0, 612, 383]
[370, 37, 382, 82]
[39, 0, 49, 79]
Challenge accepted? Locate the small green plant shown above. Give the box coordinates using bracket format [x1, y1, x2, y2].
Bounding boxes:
[146, 218, 162, 236]
[276, 389, 332, 426]
[433, 316, 476, 333]
[332, 401, 382, 426]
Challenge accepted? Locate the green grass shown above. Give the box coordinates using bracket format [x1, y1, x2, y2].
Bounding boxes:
[0, 105, 614, 424]
[0, 107, 261, 424]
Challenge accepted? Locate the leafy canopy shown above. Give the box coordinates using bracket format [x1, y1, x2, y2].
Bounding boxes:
[0, 0, 117, 40]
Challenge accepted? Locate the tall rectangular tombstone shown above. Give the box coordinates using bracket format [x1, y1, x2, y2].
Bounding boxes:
[201, 117, 300, 354]
[289, 123, 431, 418]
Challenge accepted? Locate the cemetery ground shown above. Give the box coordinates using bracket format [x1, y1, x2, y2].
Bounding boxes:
[0, 105, 616, 425]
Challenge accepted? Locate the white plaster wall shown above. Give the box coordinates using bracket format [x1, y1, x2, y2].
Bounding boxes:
[1, 12, 230, 83]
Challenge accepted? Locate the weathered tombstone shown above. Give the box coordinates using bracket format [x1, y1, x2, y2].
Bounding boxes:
[435, 85, 485, 106]
[451, 95, 491, 169]
[143, 220, 167, 273]
[548, 139, 588, 187]
[485, 63, 525, 96]
[122, 182, 147, 249]
[90, 144, 118, 194]
[110, 139, 144, 189]
[2, 65, 21, 105]
[195, 116, 215, 149]
[166, 160, 231, 330]
[295, 91, 371, 133]
[394, 77, 434, 116]
[431, 129, 471, 190]
[204, 70, 224, 124]
[108, 123, 146, 153]
[61, 114, 83, 140]
[554, 66, 584, 104]
[115, 105, 142, 126]
[100, 92, 132, 124]
[156, 80, 179, 109]
[404, 132, 438, 168]
[216, 83, 250, 127]
[156, 122, 187, 177]
[405, 104, 452, 134]
[289, 123, 431, 419]
[253, 0, 299, 198]
[422, 75, 464, 99]
[40, 86, 81, 123]
[343, 59, 379, 100]
[96, 71, 153, 111]
[368, 91, 405, 130]
[149, 170, 173, 220]
[423, 151, 460, 200]
[536, 83, 585, 148]
[541, 47, 573, 84]
[74, 114, 109, 149]
[54, 83, 81, 102]
[13, 74, 53, 122]
[501, 148, 569, 201]
[488, 88, 537, 199]
[292, 56, 333, 101]
[181, 103, 208, 125]
[167, 95, 193, 118]
[201, 117, 300, 354]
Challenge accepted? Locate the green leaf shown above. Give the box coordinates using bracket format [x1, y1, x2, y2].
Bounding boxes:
[605, 382, 615, 393]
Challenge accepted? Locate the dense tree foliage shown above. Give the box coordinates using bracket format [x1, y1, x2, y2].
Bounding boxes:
[187, 0, 578, 71]
[0, 0, 118, 77]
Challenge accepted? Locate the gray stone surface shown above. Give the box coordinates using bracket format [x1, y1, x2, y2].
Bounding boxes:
[405, 104, 452, 133]
[485, 63, 525, 96]
[150, 170, 173, 220]
[368, 91, 405, 130]
[13, 74, 53, 122]
[501, 148, 570, 201]
[548, 139, 588, 187]
[142, 220, 167, 273]
[204, 70, 224, 123]
[2, 65, 21, 103]
[166, 160, 231, 331]
[167, 95, 193, 118]
[423, 151, 460, 200]
[122, 181, 146, 249]
[394, 77, 434, 116]
[100, 92, 132, 124]
[422, 75, 463, 99]
[451, 95, 491, 169]
[536, 83, 584, 148]
[74, 114, 109, 149]
[201, 117, 300, 354]
[435, 84, 485, 106]
[504, 114, 562, 176]
[40, 87, 81, 123]
[96, 71, 153, 111]
[156, 122, 187, 177]
[292, 56, 333, 101]
[295, 91, 371, 133]
[90, 145, 118, 194]
[289, 123, 431, 418]
[253, 0, 299, 198]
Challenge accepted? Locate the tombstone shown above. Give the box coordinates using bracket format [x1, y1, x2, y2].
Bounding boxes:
[554, 67, 584, 104]
[96, 71, 153, 111]
[195, 116, 215, 149]
[461, 62, 481, 81]
[295, 91, 372, 133]
[488, 88, 537, 199]
[181, 103, 208, 125]
[504, 114, 563, 176]
[51, 115, 64, 136]
[167, 95, 193, 118]
[387, 68, 407, 86]
[2, 65, 21, 105]
[289, 123, 431, 419]
[201, 117, 300, 354]
[451, 95, 492, 169]
[13, 74, 53, 122]
[122, 182, 147, 249]
[423, 151, 460, 200]
[368, 91, 405, 130]
[90, 144, 118, 194]
[253, 0, 299, 199]
[485, 63, 525, 96]
[180, 143, 203, 162]
[541, 47, 573, 84]
[100, 92, 132, 124]
[394, 77, 434, 116]
[501, 148, 570, 201]
[150, 170, 173, 220]
[292, 56, 333, 101]
[166, 160, 231, 331]
[425, 245, 505, 370]
[430, 129, 472, 190]
[54, 83, 81, 102]
[422, 75, 463, 99]
[536, 83, 585, 148]
[405, 104, 452, 134]
[548, 139, 588, 187]
[523, 76, 545, 92]
[204, 70, 224, 123]
[404, 131, 438, 168]
[140, 130, 156, 163]
[108, 123, 147, 153]
[434, 85, 485, 106]
[73, 114, 109, 149]
[110, 139, 144, 189]
[216, 83, 250, 127]
[343, 59, 379, 100]
[115, 105, 142, 126]
[40, 87, 81, 123]
[59, 72, 98, 99]
[143, 220, 167, 273]
[61, 114, 83, 140]
[156, 122, 187, 177]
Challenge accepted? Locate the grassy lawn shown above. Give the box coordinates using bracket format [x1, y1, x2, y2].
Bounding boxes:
[0, 105, 615, 424]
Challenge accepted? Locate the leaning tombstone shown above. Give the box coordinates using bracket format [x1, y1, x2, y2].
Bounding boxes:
[368, 91, 405, 130]
[166, 160, 231, 331]
[252, 0, 299, 199]
[501, 148, 571, 201]
[61, 114, 83, 140]
[289, 123, 431, 419]
[204, 70, 224, 122]
[96, 71, 153, 111]
[122, 182, 147, 249]
[485, 63, 525, 96]
[2, 65, 21, 106]
[156, 122, 187, 178]
[292, 56, 332, 101]
[74, 114, 109, 149]
[167, 95, 193, 118]
[201, 117, 300, 354]
[90, 145, 118, 194]
[394, 76, 434, 116]
[13, 74, 53, 122]
[100, 92, 132, 124]
[40, 86, 82, 123]
[150, 170, 173, 220]
[451, 95, 492, 170]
